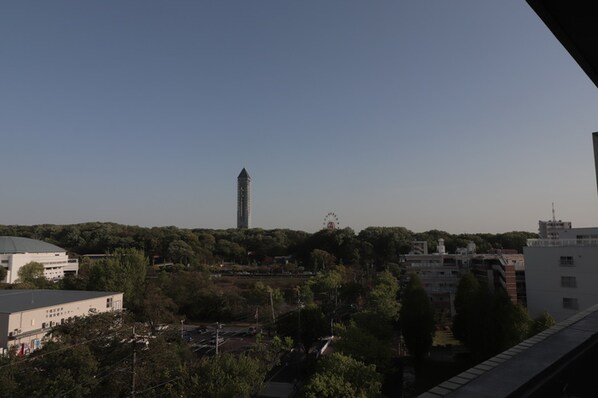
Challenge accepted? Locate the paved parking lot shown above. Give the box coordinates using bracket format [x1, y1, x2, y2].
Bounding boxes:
[182, 324, 261, 356]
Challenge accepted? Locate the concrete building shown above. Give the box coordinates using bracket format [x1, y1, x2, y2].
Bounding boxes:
[401, 245, 471, 319]
[525, 227, 598, 321]
[410, 241, 429, 255]
[470, 254, 523, 305]
[538, 219, 572, 239]
[0, 289, 123, 355]
[237, 168, 251, 229]
[0, 237, 79, 284]
[402, 242, 525, 318]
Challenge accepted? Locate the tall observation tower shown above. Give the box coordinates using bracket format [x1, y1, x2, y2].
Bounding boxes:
[237, 168, 251, 229]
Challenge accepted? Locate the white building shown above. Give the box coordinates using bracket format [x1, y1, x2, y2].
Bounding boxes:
[0, 289, 123, 355]
[525, 227, 598, 321]
[401, 252, 469, 318]
[0, 237, 79, 283]
[538, 220, 572, 239]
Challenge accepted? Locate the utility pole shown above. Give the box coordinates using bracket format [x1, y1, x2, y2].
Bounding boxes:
[255, 307, 259, 331]
[215, 322, 221, 356]
[296, 290, 302, 350]
[131, 326, 136, 398]
[269, 290, 276, 323]
[180, 320, 184, 340]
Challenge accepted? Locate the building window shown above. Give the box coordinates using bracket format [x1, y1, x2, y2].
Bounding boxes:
[559, 256, 574, 266]
[563, 297, 579, 310]
[561, 276, 577, 288]
[106, 298, 113, 308]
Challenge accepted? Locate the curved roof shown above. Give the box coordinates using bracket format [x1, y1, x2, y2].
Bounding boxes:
[0, 237, 65, 254]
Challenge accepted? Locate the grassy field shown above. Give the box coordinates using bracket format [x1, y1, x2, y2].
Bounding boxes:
[433, 329, 460, 347]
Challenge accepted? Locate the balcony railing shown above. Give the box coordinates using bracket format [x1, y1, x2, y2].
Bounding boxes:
[527, 239, 598, 247]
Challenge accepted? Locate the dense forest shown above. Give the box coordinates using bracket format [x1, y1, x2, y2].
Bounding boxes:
[0, 222, 537, 268]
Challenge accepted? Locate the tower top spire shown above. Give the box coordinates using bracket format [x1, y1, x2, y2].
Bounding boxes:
[238, 168, 250, 179]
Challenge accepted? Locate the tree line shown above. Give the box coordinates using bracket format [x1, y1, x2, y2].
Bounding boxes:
[0, 222, 537, 267]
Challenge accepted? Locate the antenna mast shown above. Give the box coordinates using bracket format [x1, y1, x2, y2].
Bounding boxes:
[552, 202, 556, 222]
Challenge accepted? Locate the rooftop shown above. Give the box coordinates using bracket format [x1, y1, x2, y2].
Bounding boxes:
[0, 237, 65, 254]
[0, 290, 121, 313]
[420, 304, 598, 397]
[526, 0, 598, 89]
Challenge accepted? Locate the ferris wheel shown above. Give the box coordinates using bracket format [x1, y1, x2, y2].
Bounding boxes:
[323, 212, 340, 230]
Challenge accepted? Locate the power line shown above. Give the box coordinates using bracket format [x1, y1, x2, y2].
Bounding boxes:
[133, 376, 182, 396]
[0, 330, 124, 370]
[58, 353, 132, 397]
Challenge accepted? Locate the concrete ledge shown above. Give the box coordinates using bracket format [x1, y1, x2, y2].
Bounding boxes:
[419, 304, 598, 398]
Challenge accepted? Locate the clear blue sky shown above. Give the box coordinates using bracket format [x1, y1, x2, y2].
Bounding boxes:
[2, 1, 598, 233]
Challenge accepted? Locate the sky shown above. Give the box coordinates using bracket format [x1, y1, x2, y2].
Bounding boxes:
[2, 1, 598, 234]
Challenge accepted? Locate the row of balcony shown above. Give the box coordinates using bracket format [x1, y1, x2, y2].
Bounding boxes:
[527, 239, 598, 247]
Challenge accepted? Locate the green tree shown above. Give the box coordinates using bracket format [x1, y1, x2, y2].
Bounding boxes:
[302, 373, 355, 398]
[168, 239, 195, 265]
[142, 284, 178, 333]
[529, 311, 555, 337]
[452, 272, 481, 344]
[310, 268, 343, 293]
[366, 270, 400, 321]
[215, 239, 246, 263]
[185, 353, 266, 398]
[21, 342, 99, 398]
[87, 248, 147, 311]
[400, 274, 435, 364]
[334, 318, 392, 371]
[0, 355, 19, 397]
[357, 227, 412, 265]
[0, 265, 7, 282]
[302, 353, 383, 398]
[131, 336, 189, 397]
[277, 305, 328, 353]
[309, 249, 336, 271]
[306, 268, 343, 314]
[49, 311, 192, 397]
[479, 290, 531, 356]
[17, 261, 44, 283]
[16, 261, 53, 288]
[243, 281, 284, 308]
[452, 274, 532, 359]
